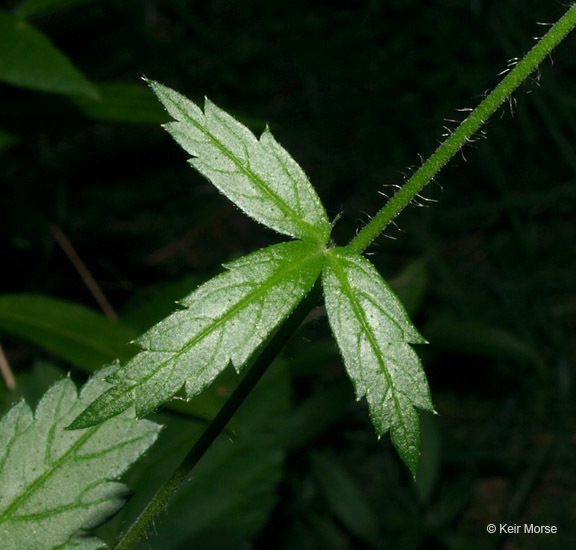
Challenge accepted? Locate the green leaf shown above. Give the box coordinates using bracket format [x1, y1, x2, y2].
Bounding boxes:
[71, 83, 171, 124]
[0, 294, 138, 371]
[120, 274, 204, 333]
[0, 11, 97, 97]
[310, 451, 380, 545]
[148, 80, 331, 244]
[0, 366, 161, 549]
[286, 382, 353, 451]
[71, 241, 324, 428]
[423, 313, 545, 371]
[15, 0, 94, 19]
[0, 361, 64, 416]
[98, 364, 290, 548]
[322, 247, 433, 475]
[0, 294, 231, 425]
[414, 412, 441, 506]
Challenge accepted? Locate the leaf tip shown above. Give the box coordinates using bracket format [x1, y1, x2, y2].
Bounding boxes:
[66, 404, 118, 430]
[405, 454, 419, 478]
[146, 79, 165, 97]
[65, 415, 91, 431]
[260, 123, 272, 139]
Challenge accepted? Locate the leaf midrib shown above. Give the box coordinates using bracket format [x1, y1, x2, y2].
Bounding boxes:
[0, 419, 102, 526]
[327, 252, 406, 431]
[116, 245, 323, 397]
[10, 432, 151, 523]
[167, 93, 326, 244]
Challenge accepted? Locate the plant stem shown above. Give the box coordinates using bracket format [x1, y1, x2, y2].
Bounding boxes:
[114, 283, 322, 550]
[114, 6, 576, 547]
[347, 3, 576, 255]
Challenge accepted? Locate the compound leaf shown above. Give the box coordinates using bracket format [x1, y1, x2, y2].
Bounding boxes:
[322, 247, 433, 475]
[99, 365, 290, 548]
[149, 80, 330, 245]
[0, 367, 161, 550]
[71, 241, 324, 429]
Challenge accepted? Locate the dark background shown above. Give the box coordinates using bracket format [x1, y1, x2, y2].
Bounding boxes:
[1, 1, 575, 548]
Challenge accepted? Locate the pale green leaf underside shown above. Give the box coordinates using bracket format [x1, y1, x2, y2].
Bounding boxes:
[322, 247, 432, 475]
[149, 80, 330, 244]
[0, 367, 160, 550]
[71, 241, 324, 429]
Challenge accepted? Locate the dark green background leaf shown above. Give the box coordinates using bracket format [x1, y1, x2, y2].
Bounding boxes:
[0, 10, 97, 97]
[310, 451, 380, 545]
[96, 364, 290, 549]
[71, 83, 170, 124]
[0, 294, 137, 370]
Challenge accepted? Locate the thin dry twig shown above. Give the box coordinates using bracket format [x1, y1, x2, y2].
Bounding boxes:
[50, 225, 118, 322]
[0, 343, 16, 390]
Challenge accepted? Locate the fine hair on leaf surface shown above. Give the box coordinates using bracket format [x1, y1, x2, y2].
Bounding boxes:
[69, 82, 433, 477]
[148, 80, 331, 245]
[0, 366, 160, 549]
[3, 3, 576, 548]
[70, 241, 325, 429]
[322, 247, 433, 475]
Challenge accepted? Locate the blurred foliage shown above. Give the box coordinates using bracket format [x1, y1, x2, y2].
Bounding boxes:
[1, 0, 575, 548]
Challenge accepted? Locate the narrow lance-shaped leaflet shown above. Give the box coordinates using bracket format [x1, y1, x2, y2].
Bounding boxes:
[70, 241, 324, 429]
[148, 80, 331, 245]
[322, 247, 433, 475]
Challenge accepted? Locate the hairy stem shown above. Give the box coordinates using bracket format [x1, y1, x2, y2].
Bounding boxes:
[347, 3, 576, 254]
[114, 5, 576, 547]
[114, 283, 322, 550]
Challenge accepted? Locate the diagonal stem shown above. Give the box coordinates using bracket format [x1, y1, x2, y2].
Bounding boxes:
[113, 5, 576, 548]
[347, 3, 576, 255]
[113, 283, 322, 550]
